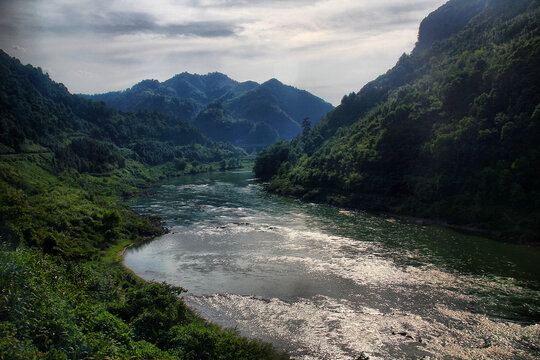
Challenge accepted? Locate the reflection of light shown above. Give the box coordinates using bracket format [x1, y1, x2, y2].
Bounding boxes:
[125, 172, 540, 359]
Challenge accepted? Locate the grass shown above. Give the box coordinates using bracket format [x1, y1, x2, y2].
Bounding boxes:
[0, 154, 288, 359]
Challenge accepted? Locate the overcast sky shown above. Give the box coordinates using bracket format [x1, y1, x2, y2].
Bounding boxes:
[0, 0, 446, 105]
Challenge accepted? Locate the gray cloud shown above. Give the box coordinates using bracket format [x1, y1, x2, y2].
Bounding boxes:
[88, 12, 240, 37]
[0, 0, 447, 104]
[161, 22, 240, 38]
[383, 1, 442, 14]
[0, 0, 35, 35]
[24, 9, 241, 38]
[187, 0, 319, 9]
[327, 1, 438, 33]
[90, 11, 159, 35]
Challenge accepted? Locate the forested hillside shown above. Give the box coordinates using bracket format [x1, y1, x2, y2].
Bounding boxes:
[0, 51, 287, 359]
[255, 0, 540, 242]
[85, 73, 333, 149]
[0, 51, 243, 166]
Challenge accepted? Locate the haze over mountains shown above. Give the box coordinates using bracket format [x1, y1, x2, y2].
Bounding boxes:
[84, 73, 334, 150]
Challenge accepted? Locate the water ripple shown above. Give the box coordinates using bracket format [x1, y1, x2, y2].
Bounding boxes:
[126, 170, 540, 359]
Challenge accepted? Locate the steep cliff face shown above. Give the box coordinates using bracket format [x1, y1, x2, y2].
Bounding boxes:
[414, 0, 487, 53]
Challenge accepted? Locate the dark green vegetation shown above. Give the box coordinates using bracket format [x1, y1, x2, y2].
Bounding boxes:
[0, 51, 287, 359]
[0, 50, 243, 165]
[255, 0, 540, 242]
[84, 72, 333, 150]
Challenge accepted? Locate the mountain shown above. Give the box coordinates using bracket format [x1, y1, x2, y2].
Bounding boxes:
[0, 50, 243, 167]
[254, 0, 540, 242]
[225, 78, 334, 143]
[413, 0, 488, 53]
[84, 73, 334, 149]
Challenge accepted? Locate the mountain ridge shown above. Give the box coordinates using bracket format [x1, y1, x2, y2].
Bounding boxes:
[83, 72, 334, 149]
[0, 49, 243, 166]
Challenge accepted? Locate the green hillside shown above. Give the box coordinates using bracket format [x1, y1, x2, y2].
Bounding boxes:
[254, 0, 540, 242]
[0, 51, 244, 165]
[0, 51, 287, 359]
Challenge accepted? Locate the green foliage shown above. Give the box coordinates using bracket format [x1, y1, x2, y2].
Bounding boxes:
[0, 51, 286, 359]
[254, 141, 291, 181]
[0, 50, 244, 167]
[166, 322, 288, 360]
[54, 137, 125, 173]
[173, 157, 188, 171]
[0, 243, 288, 359]
[0, 154, 287, 359]
[256, 0, 540, 242]
[109, 282, 187, 343]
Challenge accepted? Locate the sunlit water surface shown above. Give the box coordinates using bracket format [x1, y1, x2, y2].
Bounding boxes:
[125, 170, 540, 359]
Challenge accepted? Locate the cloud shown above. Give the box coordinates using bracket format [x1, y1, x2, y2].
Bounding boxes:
[161, 21, 240, 38]
[89, 13, 240, 38]
[0, 0, 447, 104]
[187, 0, 320, 9]
[20, 7, 241, 38]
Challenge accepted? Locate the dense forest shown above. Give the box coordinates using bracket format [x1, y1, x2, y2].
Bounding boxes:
[0, 50, 287, 359]
[255, 0, 540, 242]
[0, 51, 245, 166]
[84, 73, 333, 150]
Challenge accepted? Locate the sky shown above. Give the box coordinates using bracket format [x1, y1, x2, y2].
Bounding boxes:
[0, 0, 447, 105]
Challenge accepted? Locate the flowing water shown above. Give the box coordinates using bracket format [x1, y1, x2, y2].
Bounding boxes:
[125, 170, 540, 359]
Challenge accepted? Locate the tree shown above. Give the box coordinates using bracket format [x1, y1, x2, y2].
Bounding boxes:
[302, 117, 311, 137]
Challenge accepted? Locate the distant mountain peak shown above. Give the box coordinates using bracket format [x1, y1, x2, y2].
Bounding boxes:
[169, 71, 232, 81]
[84, 72, 333, 148]
[131, 79, 160, 91]
[204, 71, 232, 79]
[263, 78, 284, 86]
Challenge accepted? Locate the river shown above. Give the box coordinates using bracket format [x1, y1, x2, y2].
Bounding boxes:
[125, 169, 540, 359]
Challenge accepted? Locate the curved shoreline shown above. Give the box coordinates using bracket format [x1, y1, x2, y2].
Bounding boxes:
[116, 241, 149, 283]
[115, 231, 169, 282]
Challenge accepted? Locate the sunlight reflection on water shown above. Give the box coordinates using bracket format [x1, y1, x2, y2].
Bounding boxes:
[126, 170, 540, 359]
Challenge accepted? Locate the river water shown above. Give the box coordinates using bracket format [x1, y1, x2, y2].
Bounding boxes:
[125, 170, 540, 359]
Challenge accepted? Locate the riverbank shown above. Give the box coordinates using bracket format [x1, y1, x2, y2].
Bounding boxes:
[260, 181, 539, 245]
[0, 152, 288, 359]
[111, 230, 167, 283]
